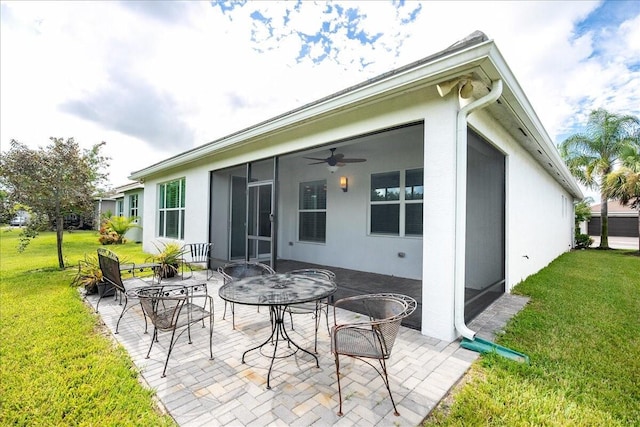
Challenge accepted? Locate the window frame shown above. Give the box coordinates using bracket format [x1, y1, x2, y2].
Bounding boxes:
[369, 168, 423, 237]
[298, 180, 327, 243]
[116, 199, 124, 217]
[157, 177, 186, 240]
[129, 194, 139, 223]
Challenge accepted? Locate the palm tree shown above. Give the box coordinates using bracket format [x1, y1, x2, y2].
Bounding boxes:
[560, 109, 640, 249]
[603, 145, 640, 253]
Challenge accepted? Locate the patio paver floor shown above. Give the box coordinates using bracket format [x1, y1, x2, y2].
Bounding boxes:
[85, 271, 528, 426]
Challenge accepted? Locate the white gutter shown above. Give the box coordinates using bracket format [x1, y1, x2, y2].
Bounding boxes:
[454, 79, 503, 340]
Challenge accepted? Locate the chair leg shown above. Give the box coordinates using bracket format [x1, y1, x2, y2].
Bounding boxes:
[222, 301, 236, 330]
[288, 310, 295, 330]
[161, 327, 180, 378]
[323, 304, 331, 336]
[95, 294, 103, 313]
[223, 301, 236, 329]
[115, 297, 129, 334]
[146, 328, 157, 358]
[142, 305, 148, 334]
[208, 313, 214, 360]
[314, 305, 321, 353]
[334, 353, 344, 417]
[378, 358, 400, 416]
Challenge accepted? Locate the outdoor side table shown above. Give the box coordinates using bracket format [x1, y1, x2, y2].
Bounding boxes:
[218, 273, 337, 389]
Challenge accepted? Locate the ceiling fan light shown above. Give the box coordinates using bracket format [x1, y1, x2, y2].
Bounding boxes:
[327, 165, 339, 173]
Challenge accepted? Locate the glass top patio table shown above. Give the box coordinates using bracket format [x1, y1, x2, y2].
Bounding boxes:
[218, 273, 337, 307]
[218, 273, 337, 389]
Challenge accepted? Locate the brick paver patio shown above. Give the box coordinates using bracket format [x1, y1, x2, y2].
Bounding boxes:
[85, 272, 527, 426]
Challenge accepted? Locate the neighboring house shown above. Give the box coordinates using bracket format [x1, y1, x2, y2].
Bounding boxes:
[93, 182, 144, 242]
[94, 196, 116, 227]
[588, 200, 639, 238]
[111, 182, 145, 243]
[129, 31, 582, 342]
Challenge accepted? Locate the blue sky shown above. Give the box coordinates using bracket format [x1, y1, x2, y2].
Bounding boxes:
[1, 1, 638, 194]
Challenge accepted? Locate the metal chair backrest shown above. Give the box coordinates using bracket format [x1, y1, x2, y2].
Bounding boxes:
[137, 286, 187, 331]
[218, 261, 275, 284]
[288, 268, 336, 281]
[185, 243, 211, 264]
[335, 293, 416, 357]
[97, 248, 125, 293]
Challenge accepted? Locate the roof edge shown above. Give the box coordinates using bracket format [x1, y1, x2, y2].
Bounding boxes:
[130, 31, 491, 180]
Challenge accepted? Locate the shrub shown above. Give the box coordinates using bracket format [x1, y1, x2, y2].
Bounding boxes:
[575, 233, 594, 249]
[98, 216, 139, 245]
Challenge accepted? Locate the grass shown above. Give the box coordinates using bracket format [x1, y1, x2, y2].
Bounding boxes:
[0, 229, 175, 426]
[424, 249, 640, 426]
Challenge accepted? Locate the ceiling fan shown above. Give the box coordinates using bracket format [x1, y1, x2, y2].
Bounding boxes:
[304, 148, 366, 172]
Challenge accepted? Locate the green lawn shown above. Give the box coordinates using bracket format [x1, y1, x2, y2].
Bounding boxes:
[1, 229, 639, 425]
[0, 229, 175, 426]
[424, 249, 640, 426]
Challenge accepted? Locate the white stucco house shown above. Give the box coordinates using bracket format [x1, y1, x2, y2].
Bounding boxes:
[129, 31, 582, 342]
[111, 181, 145, 243]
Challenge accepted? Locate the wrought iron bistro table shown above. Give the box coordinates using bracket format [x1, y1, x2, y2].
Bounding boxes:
[218, 273, 337, 389]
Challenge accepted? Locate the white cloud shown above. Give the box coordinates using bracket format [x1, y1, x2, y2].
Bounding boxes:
[1, 0, 639, 191]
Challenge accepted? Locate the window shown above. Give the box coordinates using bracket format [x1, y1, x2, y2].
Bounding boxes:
[299, 180, 326, 242]
[129, 194, 139, 222]
[370, 168, 423, 236]
[116, 200, 124, 217]
[158, 178, 185, 239]
[405, 168, 423, 236]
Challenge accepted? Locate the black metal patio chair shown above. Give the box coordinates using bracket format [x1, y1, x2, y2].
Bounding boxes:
[217, 261, 275, 329]
[97, 248, 152, 333]
[285, 268, 336, 352]
[331, 293, 417, 416]
[137, 284, 214, 377]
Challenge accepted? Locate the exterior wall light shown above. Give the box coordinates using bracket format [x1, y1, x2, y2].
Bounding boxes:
[340, 176, 348, 192]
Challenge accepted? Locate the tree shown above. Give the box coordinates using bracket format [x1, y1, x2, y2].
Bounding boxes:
[560, 109, 640, 249]
[0, 137, 109, 268]
[603, 144, 640, 253]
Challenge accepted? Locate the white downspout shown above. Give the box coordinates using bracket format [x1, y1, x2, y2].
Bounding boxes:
[454, 79, 503, 340]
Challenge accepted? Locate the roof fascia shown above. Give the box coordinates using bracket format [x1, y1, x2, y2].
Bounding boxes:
[114, 182, 144, 193]
[481, 46, 583, 198]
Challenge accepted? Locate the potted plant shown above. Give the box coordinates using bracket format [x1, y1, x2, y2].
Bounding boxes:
[152, 242, 185, 279]
[71, 253, 114, 296]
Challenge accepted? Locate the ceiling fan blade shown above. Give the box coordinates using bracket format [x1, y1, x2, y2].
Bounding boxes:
[340, 158, 367, 163]
[336, 162, 346, 167]
[307, 161, 327, 165]
[333, 153, 345, 161]
[303, 156, 329, 162]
